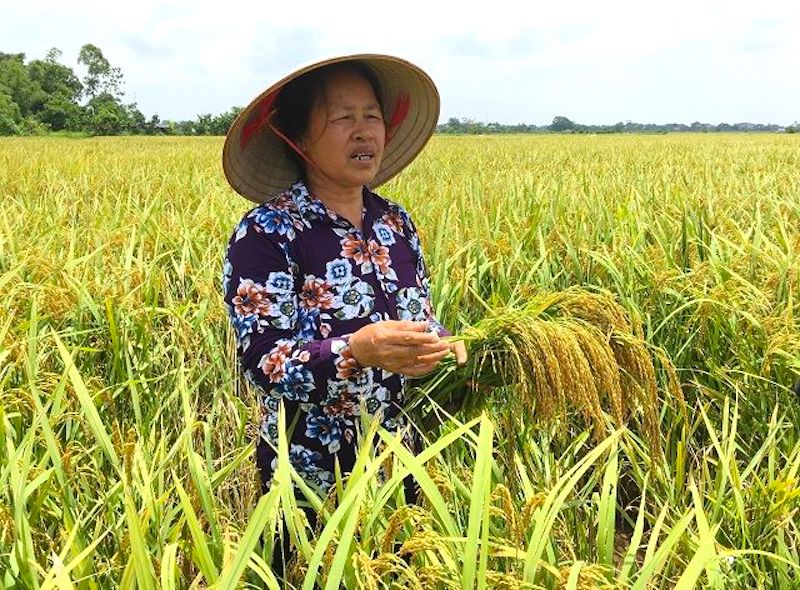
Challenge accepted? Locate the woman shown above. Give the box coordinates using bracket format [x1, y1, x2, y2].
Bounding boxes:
[221, 54, 466, 497]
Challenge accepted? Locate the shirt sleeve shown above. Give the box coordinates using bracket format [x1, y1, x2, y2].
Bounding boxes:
[222, 217, 360, 404]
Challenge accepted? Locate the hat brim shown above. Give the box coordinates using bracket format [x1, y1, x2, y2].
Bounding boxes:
[223, 54, 440, 203]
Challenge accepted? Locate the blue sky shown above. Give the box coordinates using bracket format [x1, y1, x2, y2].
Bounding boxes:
[3, 0, 799, 125]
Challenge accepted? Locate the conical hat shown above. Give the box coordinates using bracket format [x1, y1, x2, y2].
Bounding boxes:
[222, 54, 440, 203]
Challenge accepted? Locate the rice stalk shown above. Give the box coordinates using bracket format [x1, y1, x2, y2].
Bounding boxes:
[412, 289, 674, 454]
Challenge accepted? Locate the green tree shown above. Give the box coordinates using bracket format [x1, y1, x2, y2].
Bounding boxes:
[87, 93, 128, 135]
[171, 120, 195, 135]
[193, 113, 213, 135]
[549, 116, 576, 132]
[28, 49, 82, 100]
[440, 117, 464, 133]
[27, 48, 84, 131]
[143, 113, 167, 135]
[78, 44, 122, 101]
[0, 52, 43, 118]
[38, 94, 84, 131]
[209, 107, 242, 135]
[0, 90, 21, 134]
[78, 45, 130, 135]
[125, 102, 147, 134]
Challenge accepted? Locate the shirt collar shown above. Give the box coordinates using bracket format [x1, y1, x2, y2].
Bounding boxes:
[362, 185, 390, 222]
[289, 179, 390, 228]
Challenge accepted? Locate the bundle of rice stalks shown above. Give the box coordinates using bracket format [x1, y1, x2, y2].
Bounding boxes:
[410, 288, 682, 455]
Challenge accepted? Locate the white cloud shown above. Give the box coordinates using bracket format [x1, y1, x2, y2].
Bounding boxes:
[2, 0, 799, 124]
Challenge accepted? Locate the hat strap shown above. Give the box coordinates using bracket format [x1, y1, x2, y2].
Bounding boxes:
[266, 120, 321, 173]
[240, 90, 324, 175]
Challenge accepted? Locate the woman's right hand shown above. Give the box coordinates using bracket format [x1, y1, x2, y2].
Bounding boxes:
[349, 320, 451, 377]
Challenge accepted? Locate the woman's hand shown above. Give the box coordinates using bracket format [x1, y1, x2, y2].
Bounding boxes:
[449, 339, 467, 366]
[349, 320, 452, 377]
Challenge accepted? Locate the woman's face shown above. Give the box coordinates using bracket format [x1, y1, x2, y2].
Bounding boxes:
[300, 69, 386, 192]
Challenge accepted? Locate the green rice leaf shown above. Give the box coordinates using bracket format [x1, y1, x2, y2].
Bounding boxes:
[523, 430, 621, 583]
[215, 486, 281, 590]
[52, 330, 120, 471]
[174, 476, 220, 583]
[630, 508, 694, 590]
[159, 543, 179, 590]
[597, 444, 618, 569]
[123, 485, 157, 590]
[616, 473, 648, 586]
[462, 414, 493, 590]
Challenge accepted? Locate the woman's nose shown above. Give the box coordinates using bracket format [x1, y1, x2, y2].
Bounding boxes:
[353, 120, 372, 141]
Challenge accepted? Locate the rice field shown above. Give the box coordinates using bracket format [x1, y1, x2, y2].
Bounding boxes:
[0, 133, 799, 589]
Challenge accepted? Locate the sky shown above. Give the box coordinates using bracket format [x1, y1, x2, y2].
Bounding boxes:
[2, 0, 799, 126]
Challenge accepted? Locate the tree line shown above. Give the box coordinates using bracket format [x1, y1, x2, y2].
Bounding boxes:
[0, 45, 240, 136]
[438, 116, 798, 135]
[1, 46, 796, 137]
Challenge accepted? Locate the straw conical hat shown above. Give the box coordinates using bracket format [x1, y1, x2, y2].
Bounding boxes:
[222, 54, 440, 203]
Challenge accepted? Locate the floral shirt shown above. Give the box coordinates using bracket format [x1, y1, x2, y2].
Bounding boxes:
[222, 180, 445, 493]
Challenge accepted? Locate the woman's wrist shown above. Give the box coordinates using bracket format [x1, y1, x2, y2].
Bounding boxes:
[346, 326, 371, 369]
[341, 333, 366, 371]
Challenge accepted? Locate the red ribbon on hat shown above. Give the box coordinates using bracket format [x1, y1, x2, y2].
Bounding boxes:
[386, 91, 410, 144]
[240, 90, 279, 150]
[239, 89, 319, 172]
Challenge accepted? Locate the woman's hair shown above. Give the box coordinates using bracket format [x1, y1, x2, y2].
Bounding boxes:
[273, 62, 383, 169]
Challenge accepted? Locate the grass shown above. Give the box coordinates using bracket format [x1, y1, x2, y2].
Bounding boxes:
[0, 133, 799, 588]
